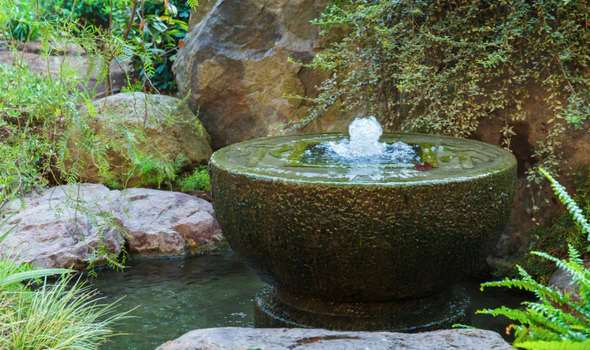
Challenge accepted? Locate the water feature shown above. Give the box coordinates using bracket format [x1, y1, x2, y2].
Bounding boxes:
[91, 253, 525, 349]
[210, 117, 517, 331]
[321, 116, 416, 163]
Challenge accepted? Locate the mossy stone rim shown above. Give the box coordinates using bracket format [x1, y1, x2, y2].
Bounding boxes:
[210, 133, 517, 187]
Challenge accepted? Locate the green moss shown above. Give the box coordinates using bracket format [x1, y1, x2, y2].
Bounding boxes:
[288, 141, 320, 163]
[270, 144, 291, 158]
[418, 144, 439, 168]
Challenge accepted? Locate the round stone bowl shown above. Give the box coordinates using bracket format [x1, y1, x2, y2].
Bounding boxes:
[210, 133, 517, 330]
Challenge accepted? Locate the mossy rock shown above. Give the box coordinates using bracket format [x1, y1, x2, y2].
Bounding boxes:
[67, 92, 212, 188]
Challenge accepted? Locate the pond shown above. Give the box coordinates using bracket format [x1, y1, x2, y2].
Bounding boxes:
[91, 252, 524, 350]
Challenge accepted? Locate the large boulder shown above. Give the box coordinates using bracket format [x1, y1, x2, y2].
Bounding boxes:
[0, 184, 224, 269]
[156, 327, 512, 350]
[118, 188, 223, 256]
[0, 184, 125, 269]
[69, 92, 212, 187]
[173, 0, 348, 149]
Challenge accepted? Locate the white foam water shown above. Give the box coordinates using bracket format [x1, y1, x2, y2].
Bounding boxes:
[324, 116, 417, 164]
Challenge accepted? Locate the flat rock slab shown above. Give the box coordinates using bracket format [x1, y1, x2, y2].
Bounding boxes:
[156, 327, 512, 350]
[1, 184, 223, 269]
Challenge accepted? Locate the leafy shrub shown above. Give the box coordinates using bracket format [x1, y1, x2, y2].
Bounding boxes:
[479, 168, 590, 349]
[43, 0, 130, 29]
[4, 1, 43, 41]
[0, 61, 194, 203]
[305, 0, 589, 171]
[125, 0, 194, 91]
[178, 166, 211, 192]
[1, 0, 197, 93]
[0, 63, 80, 203]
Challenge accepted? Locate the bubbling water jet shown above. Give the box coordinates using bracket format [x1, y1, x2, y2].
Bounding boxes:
[322, 116, 418, 165]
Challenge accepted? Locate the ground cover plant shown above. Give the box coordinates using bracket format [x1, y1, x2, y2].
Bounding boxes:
[305, 0, 589, 175]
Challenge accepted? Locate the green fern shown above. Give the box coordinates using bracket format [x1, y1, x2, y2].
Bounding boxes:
[540, 168, 590, 241]
[479, 169, 590, 349]
[517, 340, 590, 350]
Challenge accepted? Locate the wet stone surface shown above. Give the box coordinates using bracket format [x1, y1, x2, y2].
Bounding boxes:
[210, 133, 517, 330]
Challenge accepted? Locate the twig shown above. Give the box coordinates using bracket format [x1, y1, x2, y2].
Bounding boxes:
[123, 0, 139, 40]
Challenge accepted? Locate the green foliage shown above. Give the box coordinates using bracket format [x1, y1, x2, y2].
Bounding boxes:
[0, 63, 180, 268]
[508, 167, 590, 282]
[0, 62, 189, 203]
[306, 0, 589, 170]
[126, 0, 193, 91]
[479, 169, 590, 348]
[0, 230, 125, 348]
[0, 274, 127, 348]
[0, 63, 80, 203]
[178, 166, 211, 192]
[540, 168, 590, 241]
[517, 340, 590, 350]
[1, 0, 196, 93]
[43, 0, 130, 29]
[4, 0, 43, 41]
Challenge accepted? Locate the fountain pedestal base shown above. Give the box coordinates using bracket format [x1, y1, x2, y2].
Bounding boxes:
[254, 285, 470, 332]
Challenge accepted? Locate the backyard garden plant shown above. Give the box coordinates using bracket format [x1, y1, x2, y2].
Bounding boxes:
[305, 0, 589, 174]
[0, 225, 127, 348]
[479, 169, 590, 350]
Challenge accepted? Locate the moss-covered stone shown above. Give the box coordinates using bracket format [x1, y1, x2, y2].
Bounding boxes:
[69, 92, 212, 187]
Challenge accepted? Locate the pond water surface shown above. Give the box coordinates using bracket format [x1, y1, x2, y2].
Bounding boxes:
[92, 252, 524, 350]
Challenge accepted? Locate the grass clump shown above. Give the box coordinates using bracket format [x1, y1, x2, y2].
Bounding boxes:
[0, 226, 127, 349]
[0, 276, 126, 349]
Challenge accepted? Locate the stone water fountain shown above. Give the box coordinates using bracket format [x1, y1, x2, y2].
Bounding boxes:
[210, 117, 516, 331]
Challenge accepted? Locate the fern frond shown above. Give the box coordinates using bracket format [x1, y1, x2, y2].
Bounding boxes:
[531, 250, 590, 288]
[539, 168, 590, 240]
[516, 340, 590, 350]
[187, 0, 199, 10]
